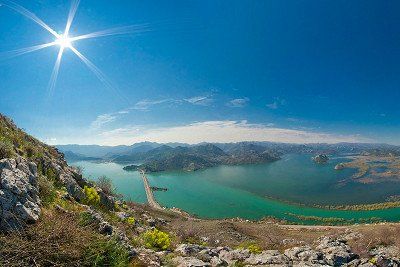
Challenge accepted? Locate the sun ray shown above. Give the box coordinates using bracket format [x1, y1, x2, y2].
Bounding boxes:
[47, 47, 64, 96]
[69, 46, 127, 102]
[70, 24, 151, 42]
[0, 0, 59, 37]
[0, 41, 57, 61]
[64, 0, 80, 36]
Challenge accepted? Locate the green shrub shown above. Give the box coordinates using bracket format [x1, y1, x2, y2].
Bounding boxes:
[82, 238, 130, 267]
[0, 141, 14, 159]
[125, 217, 135, 225]
[237, 241, 262, 254]
[142, 229, 171, 251]
[83, 186, 101, 206]
[38, 175, 57, 206]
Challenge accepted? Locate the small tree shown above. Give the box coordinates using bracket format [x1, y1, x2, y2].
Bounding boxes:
[96, 176, 119, 197]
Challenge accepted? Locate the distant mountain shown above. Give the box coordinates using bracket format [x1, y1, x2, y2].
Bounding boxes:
[57, 142, 161, 159]
[62, 151, 101, 162]
[57, 141, 190, 160]
[58, 141, 400, 172]
[123, 143, 280, 172]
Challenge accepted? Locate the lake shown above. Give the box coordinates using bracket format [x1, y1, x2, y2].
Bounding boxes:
[72, 154, 400, 224]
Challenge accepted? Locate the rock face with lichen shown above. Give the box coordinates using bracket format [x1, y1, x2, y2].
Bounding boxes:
[0, 157, 40, 231]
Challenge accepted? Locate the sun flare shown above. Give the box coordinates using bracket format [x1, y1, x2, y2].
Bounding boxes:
[55, 35, 72, 48]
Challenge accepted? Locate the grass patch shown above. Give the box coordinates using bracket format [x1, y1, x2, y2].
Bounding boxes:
[38, 174, 58, 206]
[82, 238, 130, 267]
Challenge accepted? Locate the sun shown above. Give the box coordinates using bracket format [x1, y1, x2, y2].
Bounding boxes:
[0, 0, 148, 95]
[55, 35, 72, 48]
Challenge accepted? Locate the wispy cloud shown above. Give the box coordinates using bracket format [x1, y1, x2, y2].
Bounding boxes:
[227, 97, 249, 108]
[132, 99, 176, 111]
[90, 113, 117, 129]
[96, 120, 370, 145]
[266, 97, 286, 109]
[184, 96, 213, 106]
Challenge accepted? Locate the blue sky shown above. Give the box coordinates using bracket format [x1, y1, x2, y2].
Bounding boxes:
[1, 0, 399, 145]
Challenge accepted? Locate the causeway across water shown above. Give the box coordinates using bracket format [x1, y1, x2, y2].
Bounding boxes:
[140, 170, 163, 210]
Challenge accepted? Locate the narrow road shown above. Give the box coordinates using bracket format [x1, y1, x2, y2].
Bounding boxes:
[140, 170, 163, 210]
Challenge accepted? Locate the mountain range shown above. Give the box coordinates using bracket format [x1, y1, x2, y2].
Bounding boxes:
[57, 141, 400, 172]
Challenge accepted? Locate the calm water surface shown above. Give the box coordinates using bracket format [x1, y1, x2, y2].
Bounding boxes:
[73, 154, 400, 223]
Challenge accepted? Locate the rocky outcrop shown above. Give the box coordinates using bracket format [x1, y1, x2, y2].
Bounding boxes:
[0, 157, 40, 231]
[316, 236, 357, 265]
[170, 235, 399, 267]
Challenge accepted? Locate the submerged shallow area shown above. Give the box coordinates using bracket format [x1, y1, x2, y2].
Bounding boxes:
[73, 154, 400, 224]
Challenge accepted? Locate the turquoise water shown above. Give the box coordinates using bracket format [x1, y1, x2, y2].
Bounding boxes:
[73, 154, 400, 223]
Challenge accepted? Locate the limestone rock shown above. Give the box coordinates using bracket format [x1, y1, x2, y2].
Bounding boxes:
[218, 248, 250, 264]
[316, 236, 357, 266]
[285, 245, 324, 264]
[244, 250, 289, 265]
[175, 244, 207, 256]
[0, 157, 41, 231]
[172, 256, 210, 267]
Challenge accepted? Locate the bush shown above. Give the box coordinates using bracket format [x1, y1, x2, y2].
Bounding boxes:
[125, 217, 135, 225]
[142, 229, 171, 251]
[237, 241, 262, 254]
[0, 141, 14, 159]
[38, 175, 57, 206]
[83, 186, 100, 206]
[82, 238, 130, 267]
[96, 176, 119, 198]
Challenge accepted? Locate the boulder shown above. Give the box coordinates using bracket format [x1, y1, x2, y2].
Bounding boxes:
[285, 245, 324, 264]
[244, 250, 289, 265]
[175, 244, 207, 256]
[0, 157, 41, 231]
[218, 248, 250, 264]
[316, 236, 357, 266]
[172, 256, 210, 267]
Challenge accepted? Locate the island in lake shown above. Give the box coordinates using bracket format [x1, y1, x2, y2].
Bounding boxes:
[122, 143, 281, 172]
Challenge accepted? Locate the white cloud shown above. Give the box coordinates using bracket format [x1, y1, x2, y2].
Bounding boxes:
[227, 97, 249, 108]
[132, 99, 175, 111]
[184, 96, 213, 106]
[90, 114, 117, 129]
[96, 120, 370, 146]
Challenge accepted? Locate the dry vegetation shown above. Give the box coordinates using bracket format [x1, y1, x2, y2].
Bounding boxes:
[0, 209, 100, 266]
